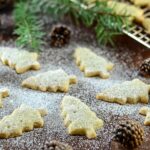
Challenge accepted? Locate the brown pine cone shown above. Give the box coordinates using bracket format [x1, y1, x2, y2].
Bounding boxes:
[113, 120, 144, 149]
[42, 140, 73, 150]
[139, 58, 150, 77]
[49, 25, 71, 48]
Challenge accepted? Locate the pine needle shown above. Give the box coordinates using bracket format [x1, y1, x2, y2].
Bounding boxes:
[33, 0, 131, 45]
[13, 1, 45, 52]
[13, 0, 131, 50]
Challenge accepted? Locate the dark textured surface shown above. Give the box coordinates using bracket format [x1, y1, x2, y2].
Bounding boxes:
[0, 24, 150, 150]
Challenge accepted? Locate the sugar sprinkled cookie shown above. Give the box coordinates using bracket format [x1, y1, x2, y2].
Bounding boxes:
[130, 0, 150, 7]
[74, 47, 114, 79]
[142, 18, 150, 34]
[0, 104, 47, 139]
[0, 47, 40, 73]
[22, 69, 77, 92]
[107, 1, 144, 22]
[61, 96, 103, 139]
[139, 107, 150, 126]
[0, 88, 9, 108]
[96, 79, 150, 105]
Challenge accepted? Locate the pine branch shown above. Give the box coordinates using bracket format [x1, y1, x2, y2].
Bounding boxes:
[13, 1, 45, 52]
[34, 0, 131, 45]
[13, 0, 131, 50]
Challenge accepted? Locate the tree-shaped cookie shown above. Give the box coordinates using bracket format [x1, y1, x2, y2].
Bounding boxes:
[142, 18, 150, 34]
[0, 88, 9, 108]
[61, 96, 103, 139]
[22, 69, 77, 92]
[96, 79, 150, 105]
[74, 47, 114, 79]
[139, 107, 150, 126]
[107, 1, 144, 22]
[0, 104, 47, 139]
[0, 47, 40, 73]
[130, 0, 150, 7]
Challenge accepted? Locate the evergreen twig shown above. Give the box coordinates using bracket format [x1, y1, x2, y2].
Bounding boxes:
[43, 0, 131, 45]
[32, 0, 131, 45]
[13, 0, 131, 50]
[13, 1, 45, 51]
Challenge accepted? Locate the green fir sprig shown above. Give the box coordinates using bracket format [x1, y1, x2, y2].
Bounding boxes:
[13, 0, 131, 51]
[13, 1, 45, 51]
[43, 0, 130, 45]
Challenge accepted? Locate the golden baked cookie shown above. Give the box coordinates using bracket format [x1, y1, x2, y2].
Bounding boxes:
[22, 69, 77, 92]
[0, 88, 9, 108]
[131, 0, 150, 7]
[139, 106, 150, 126]
[0, 104, 47, 139]
[142, 18, 150, 34]
[0, 47, 40, 73]
[107, 1, 144, 22]
[74, 47, 114, 79]
[61, 96, 103, 139]
[96, 79, 150, 105]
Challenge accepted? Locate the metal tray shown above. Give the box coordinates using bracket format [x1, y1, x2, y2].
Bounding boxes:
[123, 7, 150, 49]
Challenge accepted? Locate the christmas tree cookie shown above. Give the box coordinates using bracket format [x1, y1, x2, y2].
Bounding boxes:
[107, 1, 144, 22]
[61, 96, 103, 139]
[0, 104, 47, 139]
[0, 88, 9, 108]
[22, 69, 77, 92]
[139, 107, 150, 126]
[0, 47, 40, 73]
[74, 47, 114, 79]
[142, 18, 150, 34]
[130, 0, 150, 7]
[96, 79, 150, 105]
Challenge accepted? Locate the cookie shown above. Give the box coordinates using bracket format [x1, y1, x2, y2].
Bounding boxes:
[0, 88, 9, 108]
[61, 96, 103, 139]
[108, 1, 144, 22]
[142, 18, 150, 34]
[139, 107, 150, 126]
[74, 47, 114, 79]
[96, 79, 150, 105]
[0, 47, 40, 73]
[131, 0, 150, 7]
[0, 104, 47, 139]
[22, 69, 77, 92]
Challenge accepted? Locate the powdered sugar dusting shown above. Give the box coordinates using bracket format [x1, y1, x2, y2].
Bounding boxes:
[0, 29, 150, 150]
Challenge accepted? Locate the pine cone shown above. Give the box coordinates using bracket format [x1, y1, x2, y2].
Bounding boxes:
[139, 58, 150, 77]
[49, 25, 71, 47]
[113, 120, 144, 148]
[42, 140, 73, 150]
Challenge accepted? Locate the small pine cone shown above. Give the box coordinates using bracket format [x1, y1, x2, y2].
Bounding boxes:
[113, 120, 144, 148]
[49, 25, 71, 47]
[139, 58, 150, 77]
[42, 140, 73, 150]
